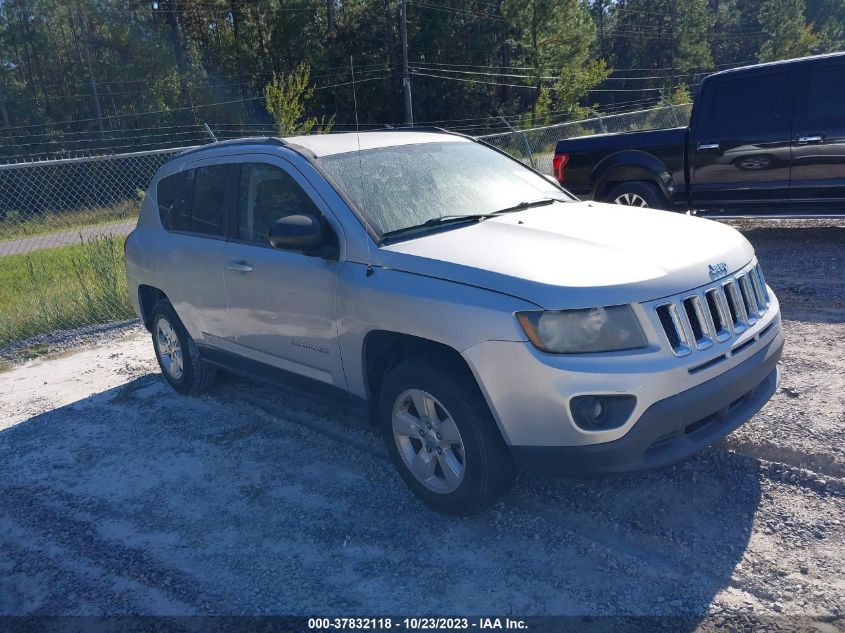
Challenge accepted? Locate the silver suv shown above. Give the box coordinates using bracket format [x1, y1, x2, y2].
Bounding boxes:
[125, 130, 784, 515]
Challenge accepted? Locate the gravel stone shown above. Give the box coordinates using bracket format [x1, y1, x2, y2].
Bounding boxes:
[0, 218, 843, 627]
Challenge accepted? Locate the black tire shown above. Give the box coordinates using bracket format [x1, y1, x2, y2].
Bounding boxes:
[379, 354, 516, 516]
[604, 181, 669, 210]
[150, 299, 217, 395]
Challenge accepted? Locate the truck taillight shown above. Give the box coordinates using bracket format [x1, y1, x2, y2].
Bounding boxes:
[552, 152, 569, 182]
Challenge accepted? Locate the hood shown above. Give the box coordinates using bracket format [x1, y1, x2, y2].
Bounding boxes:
[377, 201, 754, 309]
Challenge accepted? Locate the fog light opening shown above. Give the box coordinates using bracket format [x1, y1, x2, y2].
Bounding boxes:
[575, 397, 607, 428]
[570, 395, 636, 431]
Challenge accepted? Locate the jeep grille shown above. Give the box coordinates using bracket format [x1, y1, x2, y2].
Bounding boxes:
[655, 263, 771, 357]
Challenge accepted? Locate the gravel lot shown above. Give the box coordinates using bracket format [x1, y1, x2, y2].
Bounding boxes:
[0, 218, 843, 629]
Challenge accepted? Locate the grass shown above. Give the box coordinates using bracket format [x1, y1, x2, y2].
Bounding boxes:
[0, 198, 140, 243]
[0, 235, 135, 346]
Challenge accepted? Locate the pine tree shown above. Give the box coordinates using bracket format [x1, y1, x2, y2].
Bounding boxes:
[757, 0, 820, 61]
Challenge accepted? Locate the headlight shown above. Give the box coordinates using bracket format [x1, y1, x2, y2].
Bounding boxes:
[516, 305, 648, 354]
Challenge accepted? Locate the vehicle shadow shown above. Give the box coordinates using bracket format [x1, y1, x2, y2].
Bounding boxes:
[0, 372, 759, 627]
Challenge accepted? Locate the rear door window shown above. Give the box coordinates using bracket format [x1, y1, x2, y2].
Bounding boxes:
[698, 71, 792, 139]
[188, 164, 228, 237]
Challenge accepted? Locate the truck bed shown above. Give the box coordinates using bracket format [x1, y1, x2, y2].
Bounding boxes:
[555, 127, 687, 202]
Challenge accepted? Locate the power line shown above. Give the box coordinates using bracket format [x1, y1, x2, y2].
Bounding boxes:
[412, 69, 698, 93]
[0, 76, 391, 133]
[411, 1, 506, 21]
[410, 64, 709, 83]
[2, 66, 391, 100]
[408, 59, 755, 75]
[411, 70, 538, 89]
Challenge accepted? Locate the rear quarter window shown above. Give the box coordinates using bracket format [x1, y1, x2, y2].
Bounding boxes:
[157, 172, 190, 232]
[156, 164, 229, 237]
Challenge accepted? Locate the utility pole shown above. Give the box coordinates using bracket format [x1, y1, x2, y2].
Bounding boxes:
[399, 0, 413, 126]
[0, 89, 9, 128]
[326, 0, 335, 37]
[76, 2, 105, 140]
[669, 0, 677, 95]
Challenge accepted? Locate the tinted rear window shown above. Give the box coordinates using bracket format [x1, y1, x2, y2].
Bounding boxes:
[189, 165, 228, 236]
[157, 172, 190, 232]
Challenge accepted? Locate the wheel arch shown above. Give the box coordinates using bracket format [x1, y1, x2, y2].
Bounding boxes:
[361, 330, 479, 426]
[137, 285, 169, 331]
[591, 150, 673, 202]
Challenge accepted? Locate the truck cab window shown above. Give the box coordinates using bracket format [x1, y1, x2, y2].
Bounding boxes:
[803, 63, 845, 127]
[699, 72, 791, 139]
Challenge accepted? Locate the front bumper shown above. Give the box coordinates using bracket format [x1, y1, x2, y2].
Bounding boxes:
[509, 326, 783, 475]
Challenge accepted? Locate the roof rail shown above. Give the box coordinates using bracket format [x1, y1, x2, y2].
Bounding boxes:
[365, 126, 448, 134]
[175, 136, 288, 160]
[169, 127, 459, 165]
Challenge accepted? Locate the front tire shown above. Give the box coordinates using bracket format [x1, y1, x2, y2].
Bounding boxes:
[379, 355, 516, 516]
[605, 181, 669, 210]
[150, 300, 217, 395]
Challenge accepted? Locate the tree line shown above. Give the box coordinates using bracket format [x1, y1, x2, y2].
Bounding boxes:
[0, 0, 841, 159]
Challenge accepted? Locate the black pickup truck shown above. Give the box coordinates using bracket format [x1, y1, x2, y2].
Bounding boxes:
[553, 52, 845, 216]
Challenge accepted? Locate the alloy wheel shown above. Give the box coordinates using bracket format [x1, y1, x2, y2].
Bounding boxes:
[613, 192, 649, 207]
[392, 389, 466, 494]
[155, 317, 184, 380]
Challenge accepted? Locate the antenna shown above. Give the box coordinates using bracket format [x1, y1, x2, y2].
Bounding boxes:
[350, 56, 360, 133]
[351, 55, 373, 277]
[203, 122, 218, 143]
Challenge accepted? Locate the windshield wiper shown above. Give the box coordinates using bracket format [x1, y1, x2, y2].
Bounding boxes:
[378, 198, 565, 244]
[421, 213, 496, 226]
[491, 197, 563, 215]
[379, 213, 493, 243]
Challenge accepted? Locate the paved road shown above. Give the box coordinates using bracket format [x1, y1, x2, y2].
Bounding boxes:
[0, 219, 136, 257]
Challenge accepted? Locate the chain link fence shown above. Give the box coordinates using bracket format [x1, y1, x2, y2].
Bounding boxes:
[479, 104, 691, 175]
[0, 147, 193, 346]
[0, 104, 689, 348]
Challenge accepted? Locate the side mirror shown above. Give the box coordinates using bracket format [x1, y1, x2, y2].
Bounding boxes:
[268, 214, 323, 251]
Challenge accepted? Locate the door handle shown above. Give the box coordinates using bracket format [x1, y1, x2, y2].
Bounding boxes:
[797, 134, 824, 144]
[697, 143, 720, 151]
[227, 260, 253, 272]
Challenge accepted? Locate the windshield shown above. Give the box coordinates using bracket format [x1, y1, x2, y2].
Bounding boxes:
[317, 140, 572, 239]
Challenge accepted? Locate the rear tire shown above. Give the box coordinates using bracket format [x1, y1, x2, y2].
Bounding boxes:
[379, 354, 516, 516]
[605, 181, 669, 210]
[150, 300, 217, 395]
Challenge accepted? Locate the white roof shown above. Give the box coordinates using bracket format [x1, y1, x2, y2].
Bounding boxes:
[285, 130, 468, 157]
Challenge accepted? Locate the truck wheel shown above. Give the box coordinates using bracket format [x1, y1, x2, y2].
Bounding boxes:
[379, 355, 516, 516]
[605, 181, 668, 210]
[150, 299, 217, 395]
